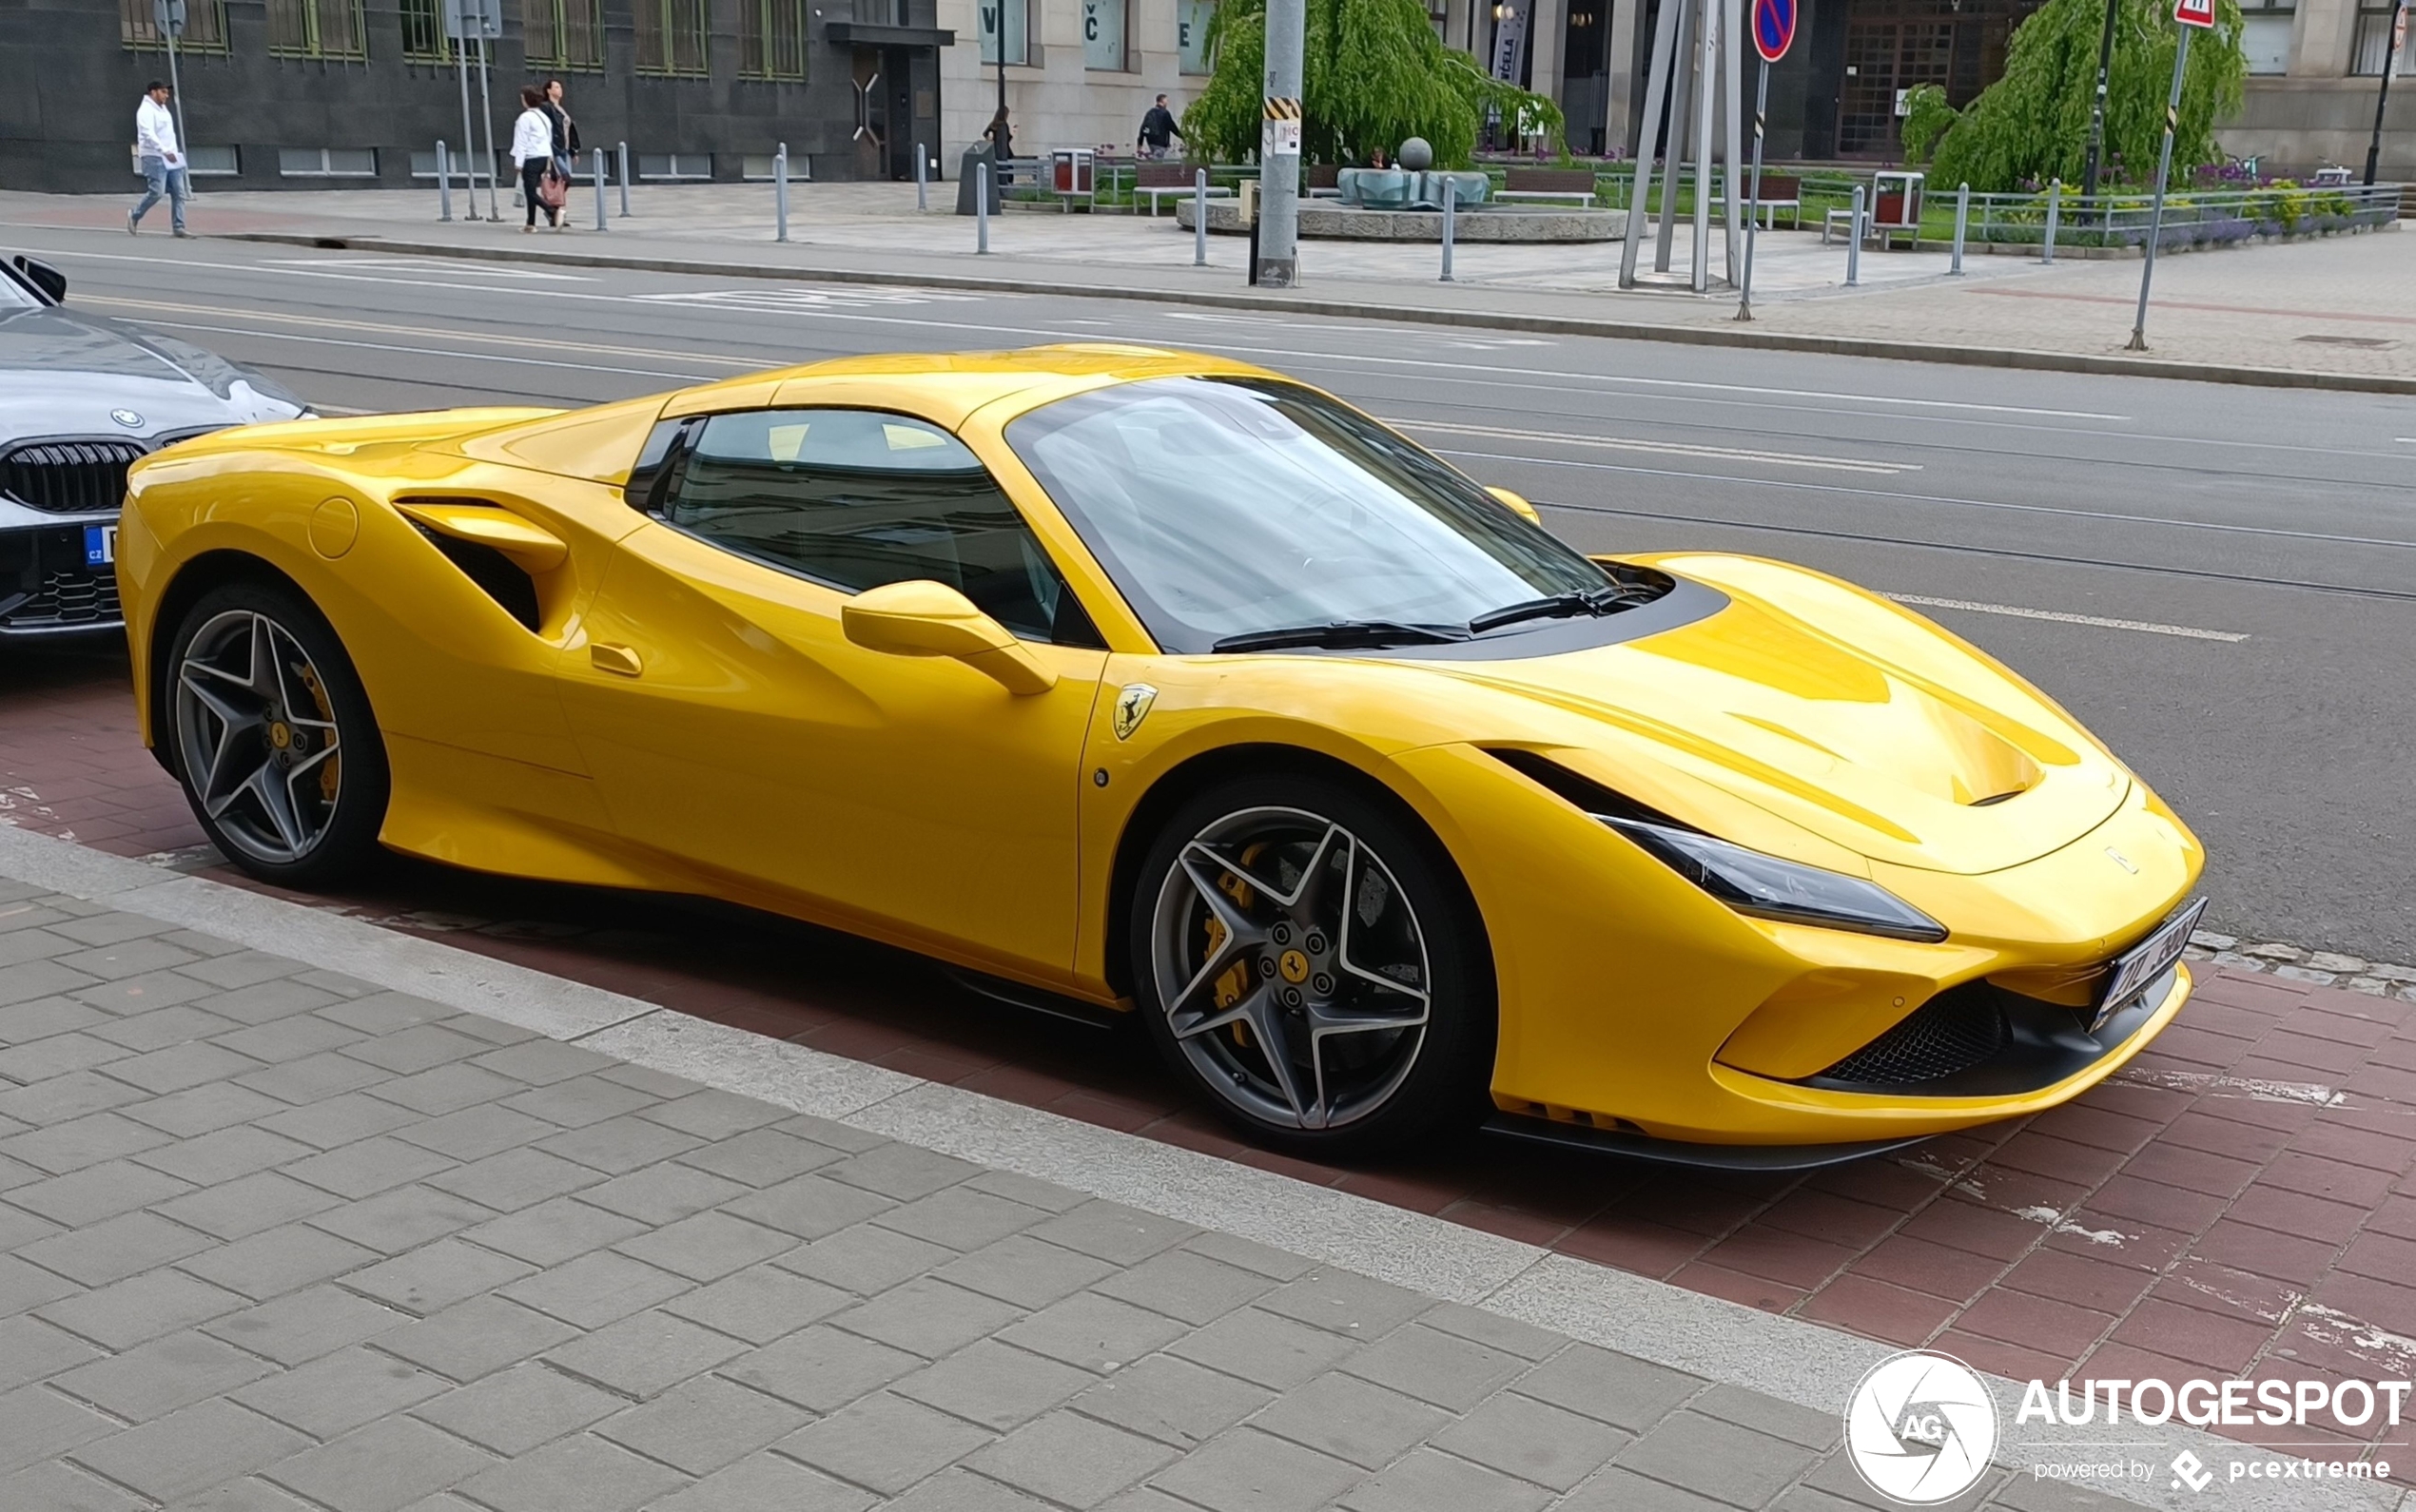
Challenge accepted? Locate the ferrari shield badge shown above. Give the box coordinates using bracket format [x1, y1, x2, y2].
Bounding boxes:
[1112, 683, 1158, 741]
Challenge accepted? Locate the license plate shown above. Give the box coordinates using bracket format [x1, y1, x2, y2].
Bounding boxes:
[2093, 896, 2207, 1031]
[84, 525, 118, 567]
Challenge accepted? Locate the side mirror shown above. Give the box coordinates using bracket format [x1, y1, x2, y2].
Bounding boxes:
[842, 579, 1057, 696]
[1486, 485, 1542, 526]
[11, 256, 66, 304]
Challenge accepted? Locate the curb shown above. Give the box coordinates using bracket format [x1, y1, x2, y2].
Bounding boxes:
[214, 229, 2416, 397]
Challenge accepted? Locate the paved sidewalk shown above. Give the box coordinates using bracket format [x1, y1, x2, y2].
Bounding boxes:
[4, 185, 2411, 388]
[0, 844, 2161, 1512]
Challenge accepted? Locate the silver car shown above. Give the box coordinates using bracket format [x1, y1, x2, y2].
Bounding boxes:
[1, 253, 310, 639]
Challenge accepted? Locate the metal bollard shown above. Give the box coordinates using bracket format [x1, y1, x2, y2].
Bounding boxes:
[774, 144, 789, 242]
[1439, 189, 1455, 282]
[594, 148, 607, 231]
[1949, 182, 1969, 275]
[1194, 168, 1209, 266]
[617, 142, 631, 217]
[976, 164, 990, 254]
[2042, 180, 2060, 264]
[916, 142, 927, 211]
[1845, 185, 1864, 286]
[437, 141, 452, 222]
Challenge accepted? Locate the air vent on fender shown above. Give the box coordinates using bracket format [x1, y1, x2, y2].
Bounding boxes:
[403, 518, 541, 631]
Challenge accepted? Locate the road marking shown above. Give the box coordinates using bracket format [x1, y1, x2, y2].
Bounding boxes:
[112, 317, 721, 382]
[260, 255, 601, 281]
[1438, 447, 2416, 553]
[633, 286, 985, 311]
[1393, 418, 1918, 475]
[81, 296, 758, 374]
[1884, 593, 2248, 643]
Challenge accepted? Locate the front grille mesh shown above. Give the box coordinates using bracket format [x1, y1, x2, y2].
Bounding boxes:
[1818, 986, 2006, 1085]
[0, 439, 146, 515]
[2, 568, 123, 630]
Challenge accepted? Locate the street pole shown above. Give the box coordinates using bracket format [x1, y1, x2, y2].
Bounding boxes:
[2079, 0, 2120, 200]
[1688, 0, 1717, 291]
[1735, 56, 1768, 320]
[438, 140, 453, 221]
[163, 20, 194, 200]
[476, 32, 501, 221]
[2366, 0, 2406, 185]
[618, 142, 632, 216]
[455, 35, 480, 219]
[1256, 0, 1305, 286]
[2128, 25, 2192, 350]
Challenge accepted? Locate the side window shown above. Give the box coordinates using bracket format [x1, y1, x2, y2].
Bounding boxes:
[662, 408, 1100, 647]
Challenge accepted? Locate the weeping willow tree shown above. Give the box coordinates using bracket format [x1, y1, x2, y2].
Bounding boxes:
[1909, 0, 2247, 192]
[1182, 0, 1565, 167]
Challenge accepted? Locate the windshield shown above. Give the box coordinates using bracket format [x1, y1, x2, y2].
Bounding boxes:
[1005, 377, 1614, 653]
[0, 266, 40, 310]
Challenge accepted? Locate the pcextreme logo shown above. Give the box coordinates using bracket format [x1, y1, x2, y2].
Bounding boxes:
[1843, 1351, 1999, 1505]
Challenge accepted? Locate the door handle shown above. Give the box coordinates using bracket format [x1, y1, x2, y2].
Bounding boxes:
[591, 643, 642, 677]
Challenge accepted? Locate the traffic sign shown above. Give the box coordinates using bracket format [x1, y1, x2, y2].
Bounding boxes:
[442, 0, 501, 40]
[1753, 0, 1796, 62]
[152, 0, 185, 37]
[2172, 0, 2214, 29]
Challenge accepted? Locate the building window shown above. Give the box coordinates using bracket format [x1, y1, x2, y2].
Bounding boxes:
[526, 0, 607, 68]
[634, 0, 711, 74]
[399, 0, 458, 60]
[279, 146, 378, 176]
[265, 0, 366, 57]
[740, 0, 807, 77]
[119, 0, 228, 51]
[979, 0, 1030, 65]
[2351, 0, 2412, 74]
[2235, 0, 2291, 73]
[1083, 0, 1129, 68]
[1178, 0, 1214, 72]
[639, 151, 714, 178]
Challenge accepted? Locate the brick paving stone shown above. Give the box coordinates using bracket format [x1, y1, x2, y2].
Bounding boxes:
[1146, 1425, 1363, 1512]
[461, 1195, 649, 1267]
[448, 1432, 689, 1512]
[777, 1220, 955, 1294]
[590, 1372, 812, 1475]
[263, 1415, 497, 1512]
[1029, 1200, 1198, 1265]
[1071, 1354, 1277, 1448]
[718, 1323, 924, 1410]
[305, 1184, 498, 1255]
[1340, 1446, 1557, 1512]
[2, 1108, 170, 1172]
[0, 1314, 103, 1392]
[659, 1261, 850, 1343]
[539, 1307, 750, 1398]
[646, 1450, 876, 1512]
[968, 1406, 1181, 1507]
[1248, 1369, 1452, 1469]
[774, 1389, 997, 1495]
[673, 1126, 846, 1188]
[934, 1231, 1121, 1308]
[66, 1399, 310, 1502]
[10, 1156, 192, 1225]
[375, 1294, 582, 1383]
[1434, 1388, 1632, 1491]
[228, 1345, 452, 1439]
[828, 1274, 1025, 1359]
[1007, 1290, 1193, 1375]
[406, 1362, 626, 1455]
[178, 1220, 378, 1298]
[575, 1160, 749, 1225]
[500, 1250, 694, 1329]
[343, 1236, 539, 1315]
[205, 1282, 412, 1367]
[0, 1459, 150, 1512]
[20, 1210, 215, 1286]
[425, 1148, 603, 1212]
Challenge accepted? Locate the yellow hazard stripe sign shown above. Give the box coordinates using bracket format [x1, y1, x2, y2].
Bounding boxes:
[1263, 97, 1302, 121]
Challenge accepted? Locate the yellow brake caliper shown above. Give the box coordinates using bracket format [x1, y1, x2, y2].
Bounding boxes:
[1210, 851, 1262, 1047]
[297, 663, 341, 802]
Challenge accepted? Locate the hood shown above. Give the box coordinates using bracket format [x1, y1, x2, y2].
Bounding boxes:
[1433, 554, 2130, 876]
[0, 306, 307, 443]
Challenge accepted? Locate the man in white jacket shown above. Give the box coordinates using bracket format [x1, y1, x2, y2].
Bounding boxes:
[130, 82, 190, 238]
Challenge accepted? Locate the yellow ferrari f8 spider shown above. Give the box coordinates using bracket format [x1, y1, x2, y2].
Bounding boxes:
[119, 347, 2204, 1163]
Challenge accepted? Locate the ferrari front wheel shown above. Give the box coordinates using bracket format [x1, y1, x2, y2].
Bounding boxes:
[166, 580, 390, 886]
[1133, 775, 1494, 1156]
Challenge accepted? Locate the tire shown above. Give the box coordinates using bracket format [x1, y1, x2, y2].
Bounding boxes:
[1129, 772, 1495, 1157]
[163, 578, 390, 887]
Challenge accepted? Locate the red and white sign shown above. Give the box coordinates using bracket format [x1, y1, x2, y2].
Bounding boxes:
[2172, 0, 2214, 28]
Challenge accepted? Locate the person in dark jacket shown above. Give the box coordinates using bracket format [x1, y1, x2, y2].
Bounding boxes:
[1138, 94, 1183, 159]
[984, 107, 1014, 184]
[542, 78, 581, 183]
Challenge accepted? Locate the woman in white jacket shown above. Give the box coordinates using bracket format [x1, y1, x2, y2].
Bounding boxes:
[510, 86, 559, 231]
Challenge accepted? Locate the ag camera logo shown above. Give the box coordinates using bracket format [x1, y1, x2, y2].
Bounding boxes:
[1844, 1350, 1999, 1504]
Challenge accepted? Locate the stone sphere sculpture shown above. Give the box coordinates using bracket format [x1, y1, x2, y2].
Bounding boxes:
[1397, 137, 1434, 172]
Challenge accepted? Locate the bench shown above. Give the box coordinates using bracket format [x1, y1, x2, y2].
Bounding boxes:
[1135, 160, 1230, 215]
[1494, 165, 1599, 205]
[1746, 172, 1802, 229]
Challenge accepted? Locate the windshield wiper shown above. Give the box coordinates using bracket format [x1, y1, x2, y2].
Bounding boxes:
[1212, 620, 1471, 654]
[1466, 586, 1640, 635]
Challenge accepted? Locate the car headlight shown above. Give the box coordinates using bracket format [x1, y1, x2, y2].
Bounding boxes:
[1600, 815, 1947, 942]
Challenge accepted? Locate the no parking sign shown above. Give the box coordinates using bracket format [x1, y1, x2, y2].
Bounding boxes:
[1753, 0, 1796, 63]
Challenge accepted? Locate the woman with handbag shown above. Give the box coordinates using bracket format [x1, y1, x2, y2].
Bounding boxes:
[543, 79, 582, 200]
[511, 85, 562, 232]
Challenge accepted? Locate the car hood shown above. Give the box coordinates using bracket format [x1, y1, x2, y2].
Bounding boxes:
[0, 305, 307, 442]
[1424, 553, 2131, 877]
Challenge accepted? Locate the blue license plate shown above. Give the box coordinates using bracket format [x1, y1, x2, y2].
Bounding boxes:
[84, 525, 117, 567]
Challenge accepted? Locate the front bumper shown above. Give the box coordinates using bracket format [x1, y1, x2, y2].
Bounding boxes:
[0, 523, 124, 636]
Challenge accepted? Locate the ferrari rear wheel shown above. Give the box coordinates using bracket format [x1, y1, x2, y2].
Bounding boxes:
[166, 580, 389, 886]
[1133, 775, 1493, 1156]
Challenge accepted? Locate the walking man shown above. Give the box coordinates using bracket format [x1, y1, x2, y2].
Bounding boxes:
[130, 81, 190, 238]
[1138, 94, 1183, 160]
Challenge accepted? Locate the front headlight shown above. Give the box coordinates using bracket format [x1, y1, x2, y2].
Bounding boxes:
[1600, 815, 1947, 942]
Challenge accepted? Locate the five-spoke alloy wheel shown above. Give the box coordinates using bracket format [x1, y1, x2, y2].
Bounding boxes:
[1133, 775, 1492, 1154]
[167, 581, 389, 885]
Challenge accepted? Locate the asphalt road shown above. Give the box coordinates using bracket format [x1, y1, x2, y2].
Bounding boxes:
[10, 225, 2413, 960]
